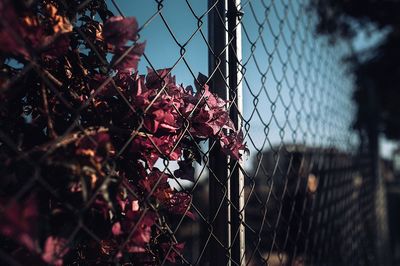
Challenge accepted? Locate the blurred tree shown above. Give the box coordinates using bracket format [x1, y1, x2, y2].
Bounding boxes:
[311, 0, 400, 140]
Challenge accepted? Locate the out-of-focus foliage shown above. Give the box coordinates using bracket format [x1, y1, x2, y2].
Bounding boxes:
[312, 0, 400, 140]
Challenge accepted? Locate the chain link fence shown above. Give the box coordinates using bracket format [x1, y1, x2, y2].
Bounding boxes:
[0, 0, 390, 265]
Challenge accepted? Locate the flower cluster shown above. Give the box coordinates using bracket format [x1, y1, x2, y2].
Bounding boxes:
[0, 0, 246, 265]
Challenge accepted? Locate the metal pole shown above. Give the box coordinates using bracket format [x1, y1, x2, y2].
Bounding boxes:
[227, 1, 245, 265]
[208, 1, 230, 265]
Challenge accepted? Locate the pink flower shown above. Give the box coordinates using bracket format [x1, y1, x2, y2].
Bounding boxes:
[219, 130, 248, 160]
[112, 222, 122, 236]
[41, 236, 69, 266]
[126, 211, 157, 250]
[151, 134, 182, 161]
[111, 42, 146, 72]
[103, 16, 138, 47]
[0, 1, 71, 58]
[131, 136, 160, 168]
[145, 68, 175, 90]
[138, 168, 172, 201]
[0, 196, 38, 251]
[164, 192, 194, 220]
[143, 95, 180, 133]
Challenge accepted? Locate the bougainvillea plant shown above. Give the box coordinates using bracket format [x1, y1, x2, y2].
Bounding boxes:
[0, 0, 246, 265]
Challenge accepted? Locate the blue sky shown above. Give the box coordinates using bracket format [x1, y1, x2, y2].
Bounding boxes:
[106, 1, 208, 85]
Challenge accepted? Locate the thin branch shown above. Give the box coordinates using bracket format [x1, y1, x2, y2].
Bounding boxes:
[41, 82, 57, 139]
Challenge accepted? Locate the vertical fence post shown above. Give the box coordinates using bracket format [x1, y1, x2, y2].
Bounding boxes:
[227, 0, 245, 265]
[208, 1, 230, 265]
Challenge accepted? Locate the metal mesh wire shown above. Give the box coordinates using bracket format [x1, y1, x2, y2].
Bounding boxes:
[0, 0, 389, 265]
[238, 1, 377, 265]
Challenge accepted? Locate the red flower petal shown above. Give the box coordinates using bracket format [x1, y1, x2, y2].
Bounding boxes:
[0, 196, 38, 251]
[111, 42, 146, 72]
[103, 16, 138, 47]
[41, 236, 69, 266]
